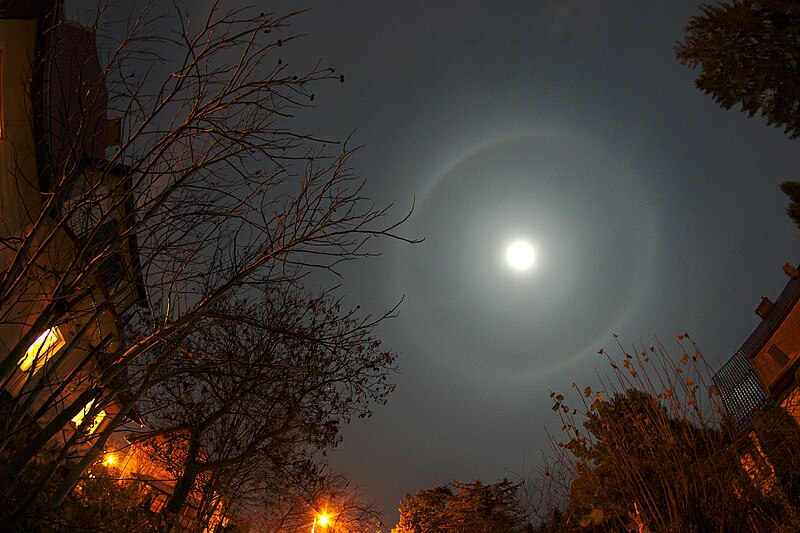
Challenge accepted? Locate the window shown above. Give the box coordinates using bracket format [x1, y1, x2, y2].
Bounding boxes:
[768, 344, 789, 367]
[99, 253, 125, 287]
[71, 398, 107, 435]
[18, 327, 65, 373]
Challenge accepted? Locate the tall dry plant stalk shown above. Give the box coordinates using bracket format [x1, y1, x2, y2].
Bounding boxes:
[535, 334, 800, 532]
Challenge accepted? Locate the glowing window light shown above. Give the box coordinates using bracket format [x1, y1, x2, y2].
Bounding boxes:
[71, 399, 107, 435]
[18, 327, 65, 373]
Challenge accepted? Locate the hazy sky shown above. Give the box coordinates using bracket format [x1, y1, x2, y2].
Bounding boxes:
[263, 2, 800, 528]
[82, 1, 800, 528]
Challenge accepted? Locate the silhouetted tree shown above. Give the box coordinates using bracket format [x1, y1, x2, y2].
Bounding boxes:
[676, 1, 800, 138]
[129, 289, 396, 518]
[547, 336, 798, 532]
[752, 401, 800, 505]
[249, 469, 383, 532]
[0, 1, 412, 524]
[393, 479, 531, 533]
[781, 181, 800, 229]
[566, 389, 727, 531]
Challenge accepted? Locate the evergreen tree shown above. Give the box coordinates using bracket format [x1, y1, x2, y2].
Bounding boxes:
[781, 181, 800, 229]
[676, 1, 800, 138]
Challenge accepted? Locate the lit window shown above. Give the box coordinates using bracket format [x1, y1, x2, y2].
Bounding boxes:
[71, 398, 107, 434]
[18, 327, 65, 373]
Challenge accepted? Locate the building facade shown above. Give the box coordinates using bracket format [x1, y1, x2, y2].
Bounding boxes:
[0, 1, 144, 456]
[714, 262, 800, 433]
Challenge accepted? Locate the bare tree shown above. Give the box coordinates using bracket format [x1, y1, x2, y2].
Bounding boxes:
[241, 468, 382, 533]
[126, 289, 396, 518]
[0, 0, 412, 521]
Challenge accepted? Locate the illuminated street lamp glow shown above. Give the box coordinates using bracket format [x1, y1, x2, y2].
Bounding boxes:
[506, 241, 536, 270]
[312, 512, 331, 532]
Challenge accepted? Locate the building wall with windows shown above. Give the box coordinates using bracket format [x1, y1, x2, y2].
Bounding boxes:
[715, 262, 800, 430]
[742, 264, 800, 410]
[119, 439, 251, 531]
[750, 296, 800, 400]
[0, 3, 144, 451]
[711, 263, 800, 511]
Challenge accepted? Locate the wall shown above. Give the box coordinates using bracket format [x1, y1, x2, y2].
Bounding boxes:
[752, 297, 800, 396]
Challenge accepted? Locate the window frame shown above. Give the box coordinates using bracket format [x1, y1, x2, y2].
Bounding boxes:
[18, 326, 65, 374]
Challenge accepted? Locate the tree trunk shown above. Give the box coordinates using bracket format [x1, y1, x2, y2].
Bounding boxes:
[164, 432, 202, 516]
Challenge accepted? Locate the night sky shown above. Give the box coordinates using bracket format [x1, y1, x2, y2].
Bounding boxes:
[271, 2, 800, 527]
[86, 1, 800, 528]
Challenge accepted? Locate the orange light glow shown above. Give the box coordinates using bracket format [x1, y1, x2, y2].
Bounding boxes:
[102, 453, 116, 467]
[312, 510, 333, 532]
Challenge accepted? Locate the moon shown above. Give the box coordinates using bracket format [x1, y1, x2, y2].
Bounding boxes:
[506, 241, 536, 270]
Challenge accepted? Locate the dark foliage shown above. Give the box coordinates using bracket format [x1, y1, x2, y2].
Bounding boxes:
[781, 181, 800, 229]
[395, 479, 532, 533]
[676, 1, 800, 138]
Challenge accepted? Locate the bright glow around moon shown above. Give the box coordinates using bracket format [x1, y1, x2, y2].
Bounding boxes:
[506, 241, 536, 270]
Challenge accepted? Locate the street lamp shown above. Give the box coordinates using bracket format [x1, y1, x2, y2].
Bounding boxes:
[312, 512, 330, 532]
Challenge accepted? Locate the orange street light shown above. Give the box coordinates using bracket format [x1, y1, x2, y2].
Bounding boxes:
[312, 512, 331, 532]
